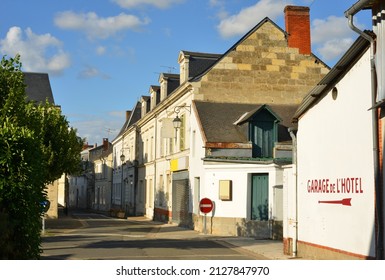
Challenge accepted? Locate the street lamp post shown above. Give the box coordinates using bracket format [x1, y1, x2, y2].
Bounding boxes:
[120, 153, 125, 213]
[172, 105, 191, 129]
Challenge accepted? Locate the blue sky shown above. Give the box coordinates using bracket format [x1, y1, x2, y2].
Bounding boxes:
[0, 0, 372, 145]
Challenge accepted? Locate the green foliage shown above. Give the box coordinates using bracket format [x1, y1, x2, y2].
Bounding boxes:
[0, 55, 83, 259]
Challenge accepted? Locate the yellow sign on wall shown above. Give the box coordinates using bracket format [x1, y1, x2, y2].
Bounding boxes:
[170, 159, 178, 172]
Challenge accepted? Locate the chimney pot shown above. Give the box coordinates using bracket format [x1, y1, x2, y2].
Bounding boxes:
[284, 6, 311, 55]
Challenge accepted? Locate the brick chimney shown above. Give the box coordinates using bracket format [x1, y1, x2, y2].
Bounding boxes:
[284, 6, 311, 55]
[103, 138, 109, 151]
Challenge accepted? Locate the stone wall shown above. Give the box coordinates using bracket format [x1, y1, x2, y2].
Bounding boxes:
[193, 214, 283, 239]
[195, 20, 329, 105]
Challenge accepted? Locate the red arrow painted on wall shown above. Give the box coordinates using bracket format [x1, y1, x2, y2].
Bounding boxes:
[318, 198, 352, 206]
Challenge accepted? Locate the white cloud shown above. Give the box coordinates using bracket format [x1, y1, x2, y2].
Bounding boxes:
[96, 46, 106, 55]
[54, 11, 150, 39]
[68, 113, 123, 145]
[0, 26, 70, 75]
[217, 0, 288, 38]
[316, 38, 354, 61]
[311, 16, 352, 44]
[311, 15, 360, 62]
[112, 0, 184, 9]
[78, 65, 111, 80]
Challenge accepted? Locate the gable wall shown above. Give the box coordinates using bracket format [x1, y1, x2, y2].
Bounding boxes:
[195, 21, 329, 105]
[296, 50, 375, 259]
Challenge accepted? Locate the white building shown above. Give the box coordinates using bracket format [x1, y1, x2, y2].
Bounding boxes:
[111, 6, 329, 239]
[282, 0, 385, 260]
[287, 34, 376, 259]
[190, 101, 296, 238]
[89, 139, 113, 212]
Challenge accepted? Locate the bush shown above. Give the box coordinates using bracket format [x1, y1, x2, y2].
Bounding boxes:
[0, 55, 83, 259]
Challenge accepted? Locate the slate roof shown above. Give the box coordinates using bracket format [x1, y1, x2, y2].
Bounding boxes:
[193, 100, 298, 144]
[180, 51, 221, 80]
[293, 33, 372, 122]
[114, 101, 142, 140]
[159, 73, 180, 96]
[23, 72, 55, 104]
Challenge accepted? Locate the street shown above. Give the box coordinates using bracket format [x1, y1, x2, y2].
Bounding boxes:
[41, 211, 266, 260]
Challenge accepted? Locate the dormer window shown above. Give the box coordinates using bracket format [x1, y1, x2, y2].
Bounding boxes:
[141, 96, 150, 118]
[178, 51, 190, 84]
[235, 105, 281, 158]
[249, 114, 277, 158]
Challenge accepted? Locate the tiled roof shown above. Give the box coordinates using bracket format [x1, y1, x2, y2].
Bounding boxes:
[23, 72, 54, 104]
[193, 100, 298, 143]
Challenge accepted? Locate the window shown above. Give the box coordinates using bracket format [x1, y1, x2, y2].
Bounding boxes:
[248, 107, 279, 158]
[158, 174, 164, 206]
[194, 177, 200, 214]
[179, 114, 186, 151]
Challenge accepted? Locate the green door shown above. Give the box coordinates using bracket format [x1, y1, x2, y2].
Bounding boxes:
[251, 174, 269, 221]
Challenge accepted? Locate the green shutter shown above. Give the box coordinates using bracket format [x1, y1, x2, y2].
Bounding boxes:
[179, 114, 185, 150]
[250, 121, 274, 158]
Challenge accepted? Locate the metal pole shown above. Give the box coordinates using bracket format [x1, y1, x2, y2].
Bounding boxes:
[42, 215, 45, 235]
[204, 214, 207, 234]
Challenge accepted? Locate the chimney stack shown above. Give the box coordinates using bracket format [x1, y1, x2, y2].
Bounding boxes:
[284, 6, 311, 55]
[103, 138, 108, 151]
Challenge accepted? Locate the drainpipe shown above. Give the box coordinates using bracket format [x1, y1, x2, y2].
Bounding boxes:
[288, 127, 298, 258]
[345, 3, 384, 260]
[153, 114, 158, 220]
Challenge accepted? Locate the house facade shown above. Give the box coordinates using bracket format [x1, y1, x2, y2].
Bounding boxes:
[67, 145, 93, 209]
[89, 138, 113, 212]
[289, 36, 375, 259]
[110, 5, 329, 239]
[190, 101, 297, 238]
[281, 0, 385, 260]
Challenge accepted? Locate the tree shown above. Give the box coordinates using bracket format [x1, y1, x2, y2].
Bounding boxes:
[0, 55, 83, 259]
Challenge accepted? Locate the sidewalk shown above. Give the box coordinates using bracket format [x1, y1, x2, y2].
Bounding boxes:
[44, 212, 293, 260]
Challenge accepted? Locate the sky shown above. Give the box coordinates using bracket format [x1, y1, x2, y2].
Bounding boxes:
[0, 0, 372, 146]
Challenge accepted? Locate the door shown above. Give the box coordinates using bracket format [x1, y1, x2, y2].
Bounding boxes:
[251, 174, 269, 221]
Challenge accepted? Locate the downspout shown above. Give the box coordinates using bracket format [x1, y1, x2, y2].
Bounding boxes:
[345, 5, 384, 260]
[153, 114, 158, 220]
[288, 127, 298, 258]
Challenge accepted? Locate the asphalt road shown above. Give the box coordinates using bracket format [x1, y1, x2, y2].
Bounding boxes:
[41, 211, 264, 260]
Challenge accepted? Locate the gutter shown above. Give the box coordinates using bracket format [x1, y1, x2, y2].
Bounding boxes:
[345, 1, 384, 260]
[344, 0, 371, 17]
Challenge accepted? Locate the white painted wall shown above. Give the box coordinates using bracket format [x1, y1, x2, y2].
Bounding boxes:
[202, 163, 282, 219]
[297, 50, 376, 257]
[68, 175, 87, 208]
[189, 101, 284, 221]
[283, 165, 296, 244]
[189, 104, 207, 215]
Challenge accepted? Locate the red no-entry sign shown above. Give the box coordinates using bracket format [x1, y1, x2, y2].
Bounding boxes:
[199, 198, 213, 214]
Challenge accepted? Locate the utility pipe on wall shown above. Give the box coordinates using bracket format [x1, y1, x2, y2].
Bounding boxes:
[345, 1, 384, 260]
[288, 127, 298, 258]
